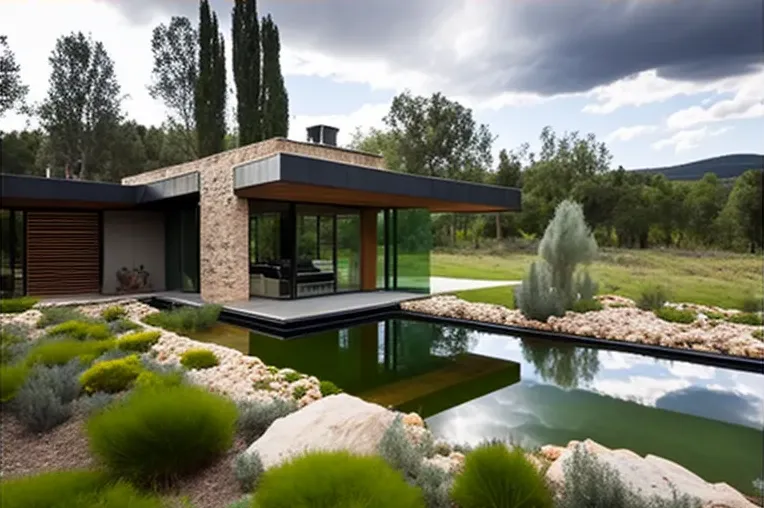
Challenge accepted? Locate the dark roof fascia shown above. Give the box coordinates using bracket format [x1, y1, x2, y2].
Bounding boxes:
[233, 153, 522, 211]
[0, 173, 140, 205]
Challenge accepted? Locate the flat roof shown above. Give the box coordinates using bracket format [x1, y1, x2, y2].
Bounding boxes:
[0, 173, 198, 209]
[233, 153, 521, 212]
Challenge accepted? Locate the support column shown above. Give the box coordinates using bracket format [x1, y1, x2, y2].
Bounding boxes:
[360, 208, 378, 291]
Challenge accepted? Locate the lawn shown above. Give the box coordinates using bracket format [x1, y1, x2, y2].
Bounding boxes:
[433, 248, 764, 310]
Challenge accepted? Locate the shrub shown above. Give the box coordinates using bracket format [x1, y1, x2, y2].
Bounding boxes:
[109, 318, 141, 335]
[740, 295, 763, 314]
[0, 296, 39, 314]
[515, 261, 565, 322]
[0, 363, 28, 403]
[100, 305, 127, 322]
[415, 463, 452, 508]
[637, 286, 670, 311]
[76, 392, 117, 416]
[752, 329, 764, 341]
[728, 312, 763, 326]
[0, 469, 109, 508]
[79, 355, 143, 394]
[133, 370, 184, 391]
[37, 306, 88, 328]
[142, 304, 222, 333]
[655, 307, 697, 324]
[87, 384, 238, 485]
[1, 328, 30, 365]
[575, 271, 599, 301]
[555, 445, 702, 508]
[705, 311, 725, 320]
[378, 416, 424, 481]
[48, 320, 113, 341]
[233, 450, 264, 492]
[237, 397, 298, 442]
[141, 356, 188, 380]
[282, 370, 303, 383]
[451, 443, 554, 508]
[117, 330, 161, 353]
[227, 496, 252, 508]
[538, 200, 598, 309]
[571, 298, 604, 314]
[180, 348, 219, 369]
[0, 469, 164, 508]
[25, 339, 114, 367]
[319, 380, 342, 396]
[13, 379, 72, 433]
[251, 451, 425, 508]
[94, 348, 133, 363]
[292, 385, 308, 400]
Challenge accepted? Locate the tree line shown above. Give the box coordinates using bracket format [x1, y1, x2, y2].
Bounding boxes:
[0, 0, 288, 181]
[350, 92, 763, 254]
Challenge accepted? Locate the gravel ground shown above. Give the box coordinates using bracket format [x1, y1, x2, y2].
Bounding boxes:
[1, 408, 247, 508]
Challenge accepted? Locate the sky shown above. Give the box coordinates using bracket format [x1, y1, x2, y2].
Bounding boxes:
[1, 0, 763, 169]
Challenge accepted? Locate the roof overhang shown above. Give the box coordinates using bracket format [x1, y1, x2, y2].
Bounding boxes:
[233, 153, 521, 213]
[0, 173, 199, 210]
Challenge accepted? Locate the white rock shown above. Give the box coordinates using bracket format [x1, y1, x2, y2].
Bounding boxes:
[245, 393, 398, 469]
[546, 440, 757, 508]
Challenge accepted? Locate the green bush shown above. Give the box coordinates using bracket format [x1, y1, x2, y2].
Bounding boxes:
[571, 299, 604, 314]
[0, 296, 39, 314]
[142, 304, 222, 333]
[283, 370, 303, 383]
[100, 305, 127, 322]
[87, 384, 237, 485]
[237, 398, 298, 442]
[0, 469, 164, 508]
[728, 312, 763, 326]
[180, 348, 219, 369]
[575, 271, 599, 301]
[1, 327, 30, 365]
[515, 262, 565, 322]
[25, 339, 114, 367]
[378, 417, 424, 482]
[292, 385, 308, 400]
[76, 392, 117, 416]
[637, 286, 670, 311]
[0, 363, 28, 403]
[451, 443, 554, 508]
[37, 306, 88, 328]
[133, 370, 184, 391]
[117, 330, 161, 353]
[48, 320, 113, 341]
[415, 463, 452, 508]
[740, 295, 763, 313]
[655, 307, 697, 324]
[251, 451, 424, 508]
[233, 450, 264, 492]
[752, 329, 764, 341]
[109, 318, 141, 335]
[319, 380, 342, 396]
[79, 355, 143, 394]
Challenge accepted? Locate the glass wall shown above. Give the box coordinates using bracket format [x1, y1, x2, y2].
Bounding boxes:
[386, 209, 431, 293]
[295, 205, 336, 297]
[165, 207, 199, 292]
[336, 212, 361, 292]
[249, 201, 292, 299]
[0, 209, 25, 297]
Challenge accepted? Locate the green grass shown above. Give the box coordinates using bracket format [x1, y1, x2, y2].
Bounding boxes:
[453, 285, 516, 309]
[433, 248, 763, 310]
[0, 296, 39, 314]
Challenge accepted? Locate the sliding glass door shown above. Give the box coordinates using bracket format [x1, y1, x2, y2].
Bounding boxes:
[336, 212, 361, 293]
[165, 206, 199, 292]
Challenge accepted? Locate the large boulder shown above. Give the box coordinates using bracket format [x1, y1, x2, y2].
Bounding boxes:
[244, 393, 398, 469]
[546, 439, 758, 508]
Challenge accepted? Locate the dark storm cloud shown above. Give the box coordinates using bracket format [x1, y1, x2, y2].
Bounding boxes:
[105, 0, 764, 97]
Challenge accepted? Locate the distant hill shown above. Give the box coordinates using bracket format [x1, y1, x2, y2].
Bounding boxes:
[631, 154, 764, 181]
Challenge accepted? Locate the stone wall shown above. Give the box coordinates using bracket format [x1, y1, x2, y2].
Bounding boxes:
[121, 138, 385, 303]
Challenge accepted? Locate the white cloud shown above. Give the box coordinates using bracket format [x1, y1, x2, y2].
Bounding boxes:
[288, 103, 389, 147]
[666, 69, 764, 130]
[652, 126, 732, 153]
[606, 124, 659, 143]
[583, 69, 756, 114]
[591, 376, 692, 406]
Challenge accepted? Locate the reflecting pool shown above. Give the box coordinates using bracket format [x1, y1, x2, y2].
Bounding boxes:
[187, 319, 764, 494]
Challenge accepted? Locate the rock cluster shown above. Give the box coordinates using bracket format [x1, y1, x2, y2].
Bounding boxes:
[401, 296, 764, 359]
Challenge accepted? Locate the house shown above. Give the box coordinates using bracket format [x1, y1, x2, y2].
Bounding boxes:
[0, 126, 521, 305]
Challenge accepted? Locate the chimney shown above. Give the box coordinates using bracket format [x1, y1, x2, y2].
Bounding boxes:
[306, 125, 339, 147]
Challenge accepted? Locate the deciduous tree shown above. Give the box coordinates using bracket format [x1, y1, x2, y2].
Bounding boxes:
[0, 35, 28, 117]
[38, 32, 122, 179]
[148, 17, 198, 159]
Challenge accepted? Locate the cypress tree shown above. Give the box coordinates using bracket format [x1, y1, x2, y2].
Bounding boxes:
[232, 0, 261, 145]
[260, 15, 289, 139]
[196, 0, 226, 157]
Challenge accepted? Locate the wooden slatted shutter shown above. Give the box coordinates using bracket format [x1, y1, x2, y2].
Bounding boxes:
[26, 211, 100, 296]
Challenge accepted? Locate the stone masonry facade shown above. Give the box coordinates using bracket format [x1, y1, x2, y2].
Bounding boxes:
[122, 138, 385, 303]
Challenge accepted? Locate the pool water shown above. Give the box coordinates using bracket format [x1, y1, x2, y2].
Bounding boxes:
[187, 318, 764, 495]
